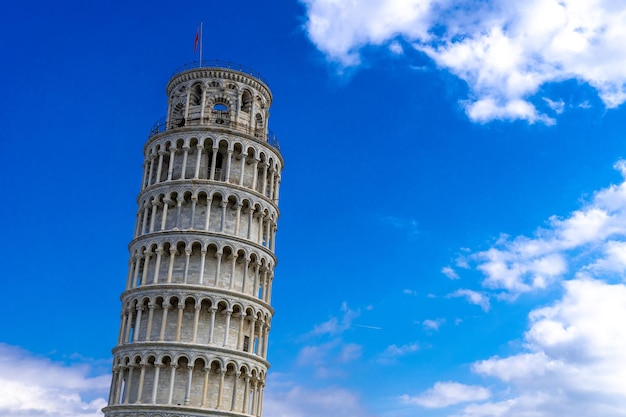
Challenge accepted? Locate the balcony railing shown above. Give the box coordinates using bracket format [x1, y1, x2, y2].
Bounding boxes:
[171, 60, 267, 85]
[148, 116, 280, 151]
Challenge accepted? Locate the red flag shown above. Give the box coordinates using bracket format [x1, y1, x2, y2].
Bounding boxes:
[194, 29, 199, 53]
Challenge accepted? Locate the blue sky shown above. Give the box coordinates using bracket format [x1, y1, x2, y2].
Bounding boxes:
[3, 0, 626, 416]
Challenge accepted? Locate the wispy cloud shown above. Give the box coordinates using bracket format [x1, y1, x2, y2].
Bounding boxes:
[401, 381, 491, 408]
[423, 318, 445, 331]
[264, 374, 374, 417]
[381, 215, 419, 236]
[0, 344, 109, 417]
[378, 342, 420, 364]
[310, 302, 361, 336]
[448, 289, 491, 312]
[302, 0, 626, 123]
[442, 266, 460, 279]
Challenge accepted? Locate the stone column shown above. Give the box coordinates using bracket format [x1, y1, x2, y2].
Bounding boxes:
[161, 198, 171, 231]
[231, 371, 240, 411]
[117, 311, 127, 344]
[251, 158, 259, 191]
[237, 312, 246, 350]
[234, 203, 243, 236]
[159, 302, 170, 341]
[242, 257, 250, 294]
[183, 247, 192, 284]
[174, 196, 184, 229]
[223, 309, 232, 347]
[209, 147, 218, 180]
[219, 200, 228, 232]
[133, 305, 144, 342]
[199, 248, 207, 284]
[189, 196, 197, 229]
[184, 365, 193, 405]
[166, 247, 176, 283]
[141, 160, 149, 190]
[201, 366, 211, 407]
[247, 318, 256, 353]
[260, 162, 268, 196]
[216, 370, 226, 409]
[124, 308, 133, 343]
[242, 375, 250, 413]
[192, 305, 201, 343]
[214, 252, 222, 286]
[194, 144, 203, 179]
[114, 367, 124, 404]
[141, 203, 149, 235]
[149, 201, 158, 233]
[156, 150, 166, 183]
[229, 254, 238, 289]
[147, 155, 155, 187]
[152, 248, 163, 284]
[140, 251, 151, 287]
[225, 149, 233, 182]
[167, 364, 177, 404]
[176, 302, 185, 342]
[145, 303, 155, 341]
[204, 197, 212, 230]
[123, 365, 134, 404]
[151, 364, 161, 403]
[135, 363, 146, 403]
[167, 149, 177, 181]
[247, 208, 254, 239]
[239, 153, 247, 186]
[208, 306, 217, 344]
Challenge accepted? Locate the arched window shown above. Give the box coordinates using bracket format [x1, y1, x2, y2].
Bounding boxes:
[212, 98, 230, 124]
[241, 90, 252, 113]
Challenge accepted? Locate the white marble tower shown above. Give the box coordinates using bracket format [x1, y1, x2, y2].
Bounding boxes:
[103, 62, 283, 417]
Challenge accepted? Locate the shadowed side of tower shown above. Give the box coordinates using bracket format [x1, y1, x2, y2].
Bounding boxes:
[103, 63, 283, 417]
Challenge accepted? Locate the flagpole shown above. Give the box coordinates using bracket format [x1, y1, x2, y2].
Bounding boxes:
[199, 22, 203, 67]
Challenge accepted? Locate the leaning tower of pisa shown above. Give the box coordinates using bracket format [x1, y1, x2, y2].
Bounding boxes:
[103, 62, 282, 417]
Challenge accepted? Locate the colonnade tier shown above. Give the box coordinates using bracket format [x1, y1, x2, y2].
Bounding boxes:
[108, 348, 266, 415]
[134, 184, 278, 251]
[126, 234, 275, 301]
[116, 293, 271, 358]
[141, 132, 282, 203]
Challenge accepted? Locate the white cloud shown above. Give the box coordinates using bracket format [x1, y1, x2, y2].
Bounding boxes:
[264, 375, 374, 417]
[401, 382, 491, 408]
[471, 160, 626, 295]
[0, 344, 109, 417]
[302, 0, 435, 66]
[378, 342, 420, 364]
[302, 0, 626, 123]
[442, 266, 460, 279]
[412, 161, 626, 416]
[311, 302, 361, 336]
[448, 289, 491, 312]
[461, 278, 626, 416]
[423, 318, 445, 331]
